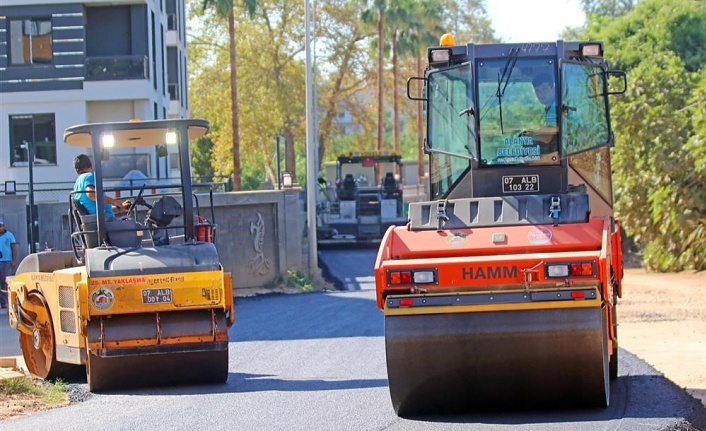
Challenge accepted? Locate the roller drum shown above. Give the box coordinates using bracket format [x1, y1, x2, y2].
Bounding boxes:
[86, 310, 230, 391]
[385, 306, 609, 416]
[87, 348, 229, 392]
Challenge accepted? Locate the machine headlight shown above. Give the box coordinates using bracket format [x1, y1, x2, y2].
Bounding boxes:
[547, 264, 569, 277]
[430, 49, 451, 62]
[413, 271, 435, 284]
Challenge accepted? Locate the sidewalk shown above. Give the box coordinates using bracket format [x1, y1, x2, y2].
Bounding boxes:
[0, 308, 27, 381]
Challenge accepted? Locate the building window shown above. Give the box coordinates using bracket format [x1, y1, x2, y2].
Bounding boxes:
[9, 18, 53, 65]
[9, 114, 57, 166]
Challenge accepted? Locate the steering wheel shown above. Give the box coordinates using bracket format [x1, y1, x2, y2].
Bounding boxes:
[127, 185, 147, 219]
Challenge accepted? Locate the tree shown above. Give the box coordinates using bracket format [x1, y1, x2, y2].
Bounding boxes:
[580, 0, 635, 17]
[316, 0, 370, 169]
[584, 0, 706, 270]
[440, 0, 496, 44]
[362, 0, 390, 155]
[239, 0, 306, 184]
[191, 0, 307, 189]
[396, 0, 445, 180]
[201, 0, 257, 191]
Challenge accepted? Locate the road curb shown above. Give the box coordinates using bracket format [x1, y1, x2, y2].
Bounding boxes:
[0, 356, 27, 381]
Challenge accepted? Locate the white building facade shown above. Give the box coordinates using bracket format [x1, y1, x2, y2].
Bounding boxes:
[0, 0, 189, 197]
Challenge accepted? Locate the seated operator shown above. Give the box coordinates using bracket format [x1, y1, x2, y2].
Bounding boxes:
[519, 73, 560, 163]
[532, 73, 558, 127]
[73, 154, 131, 219]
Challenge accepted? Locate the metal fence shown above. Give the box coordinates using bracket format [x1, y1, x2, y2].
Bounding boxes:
[1, 177, 230, 203]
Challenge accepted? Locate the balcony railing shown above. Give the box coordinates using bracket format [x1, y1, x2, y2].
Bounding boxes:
[85, 55, 149, 81]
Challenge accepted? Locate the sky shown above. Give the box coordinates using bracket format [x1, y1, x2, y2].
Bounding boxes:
[485, 0, 586, 43]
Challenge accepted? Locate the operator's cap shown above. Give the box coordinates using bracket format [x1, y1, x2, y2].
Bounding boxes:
[0, 217, 4, 224]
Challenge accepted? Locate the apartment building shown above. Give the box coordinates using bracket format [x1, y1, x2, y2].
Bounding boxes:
[0, 0, 189, 194]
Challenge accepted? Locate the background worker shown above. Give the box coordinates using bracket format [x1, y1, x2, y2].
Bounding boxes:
[0, 217, 17, 309]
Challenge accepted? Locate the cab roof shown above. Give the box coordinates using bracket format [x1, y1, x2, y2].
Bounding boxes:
[64, 118, 209, 148]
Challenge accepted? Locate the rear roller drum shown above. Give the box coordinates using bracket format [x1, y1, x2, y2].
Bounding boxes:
[385, 307, 609, 416]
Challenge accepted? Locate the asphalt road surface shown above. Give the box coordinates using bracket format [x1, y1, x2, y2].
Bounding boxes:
[2, 248, 705, 430]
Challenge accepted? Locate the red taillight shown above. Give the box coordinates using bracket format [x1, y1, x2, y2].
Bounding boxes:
[400, 272, 412, 284]
[569, 262, 593, 276]
[390, 271, 413, 285]
[570, 291, 585, 299]
[399, 298, 413, 306]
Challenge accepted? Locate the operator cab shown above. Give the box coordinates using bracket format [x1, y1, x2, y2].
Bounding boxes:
[412, 37, 626, 207]
[65, 119, 218, 262]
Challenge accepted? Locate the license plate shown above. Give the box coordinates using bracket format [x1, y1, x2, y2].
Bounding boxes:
[141, 288, 173, 304]
[502, 175, 539, 193]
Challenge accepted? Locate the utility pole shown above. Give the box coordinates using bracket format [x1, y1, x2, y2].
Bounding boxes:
[305, 0, 318, 274]
[21, 140, 37, 254]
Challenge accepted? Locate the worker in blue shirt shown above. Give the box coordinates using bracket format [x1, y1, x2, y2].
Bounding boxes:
[0, 218, 17, 309]
[73, 154, 130, 219]
[532, 73, 557, 127]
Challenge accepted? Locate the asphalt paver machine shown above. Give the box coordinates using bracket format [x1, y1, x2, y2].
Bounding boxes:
[7, 119, 234, 391]
[375, 37, 627, 415]
[317, 153, 407, 244]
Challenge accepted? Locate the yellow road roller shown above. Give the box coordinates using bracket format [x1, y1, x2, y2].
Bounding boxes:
[375, 37, 627, 415]
[7, 119, 234, 391]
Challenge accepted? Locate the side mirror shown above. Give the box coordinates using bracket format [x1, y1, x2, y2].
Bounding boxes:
[406, 77, 427, 101]
[606, 70, 627, 95]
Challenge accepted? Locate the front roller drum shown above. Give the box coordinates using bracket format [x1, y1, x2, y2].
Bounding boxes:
[86, 310, 230, 392]
[87, 348, 229, 392]
[385, 306, 609, 416]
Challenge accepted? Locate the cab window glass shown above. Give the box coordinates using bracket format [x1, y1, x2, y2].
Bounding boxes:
[427, 63, 476, 160]
[476, 58, 559, 166]
[427, 63, 475, 198]
[561, 62, 610, 155]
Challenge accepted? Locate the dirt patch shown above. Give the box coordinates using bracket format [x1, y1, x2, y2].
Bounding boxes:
[0, 379, 70, 422]
[619, 269, 706, 407]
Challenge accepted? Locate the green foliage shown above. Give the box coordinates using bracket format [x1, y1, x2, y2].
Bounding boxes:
[0, 377, 67, 405]
[188, 0, 305, 190]
[0, 377, 42, 396]
[586, 0, 706, 271]
[668, 11, 706, 73]
[191, 136, 215, 178]
[41, 379, 67, 405]
[580, 0, 635, 17]
[284, 269, 315, 292]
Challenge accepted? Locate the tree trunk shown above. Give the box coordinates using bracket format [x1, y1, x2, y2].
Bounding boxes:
[228, 12, 241, 191]
[377, 13, 385, 154]
[392, 30, 400, 177]
[416, 54, 425, 182]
